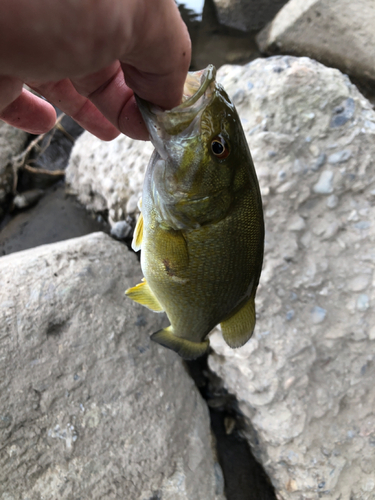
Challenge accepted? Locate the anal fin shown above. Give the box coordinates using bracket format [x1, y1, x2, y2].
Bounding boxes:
[220, 296, 256, 349]
[151, 326, 209, 360]
[125, 278, 164, 312]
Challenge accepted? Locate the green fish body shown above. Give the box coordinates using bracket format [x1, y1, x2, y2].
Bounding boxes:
[126, 65, 264, 360]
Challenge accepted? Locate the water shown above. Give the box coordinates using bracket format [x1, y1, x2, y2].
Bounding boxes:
[177, 0, 205, 20]
[178, 0, 261, 71]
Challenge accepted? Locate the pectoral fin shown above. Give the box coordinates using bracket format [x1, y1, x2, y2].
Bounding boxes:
[125, 278, 164, 312]
[131, 210, 143, 251]
[220, 296, 256, 349]
[151, 326, 209, 360]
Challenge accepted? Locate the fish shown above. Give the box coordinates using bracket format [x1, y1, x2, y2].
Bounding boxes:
[125, 65, 264, 360]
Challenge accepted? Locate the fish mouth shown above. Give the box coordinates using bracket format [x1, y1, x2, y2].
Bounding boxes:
[179, 65, 216, 109]
[136, 65, 216, 156]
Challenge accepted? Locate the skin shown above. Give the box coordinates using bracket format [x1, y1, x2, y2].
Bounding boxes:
[0, 0, 191, 140]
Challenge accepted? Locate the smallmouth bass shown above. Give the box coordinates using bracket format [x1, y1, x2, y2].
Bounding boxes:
[126, 65, 264, 360]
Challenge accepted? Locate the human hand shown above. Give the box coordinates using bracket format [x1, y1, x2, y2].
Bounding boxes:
[0, 0, 191, 141]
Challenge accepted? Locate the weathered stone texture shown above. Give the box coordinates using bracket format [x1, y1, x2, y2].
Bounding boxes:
[257, 0, 375, 82]
[66, 133, 153, 222]
[0, 233, 224, 500]
[208, 57, 375, 499]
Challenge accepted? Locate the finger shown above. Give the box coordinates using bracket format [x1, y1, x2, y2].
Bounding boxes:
[71, 62, 149, 140]
[121, 0, 191, 110]
[0, 87, 56, 135]
[0, 75, 23, 112]
[30, 79, 121, 141]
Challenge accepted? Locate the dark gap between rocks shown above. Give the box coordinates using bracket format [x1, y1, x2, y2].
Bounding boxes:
[186, 355, 277, 500]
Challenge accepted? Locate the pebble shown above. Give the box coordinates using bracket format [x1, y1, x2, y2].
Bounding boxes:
[329, 98, 355, 127]
[327, 149, 352, 164]
[357, 294, 369, 311]
[286, 310, 295, 321]
[347, 210, 359, 222]
[288, 215, 306, 231]
[321, 221, 339, 240]
[326, 194, 339, 209]
[312, 153, 326, 170]
[13, 189, 44, 209]
[348, 275, 370, 292]
[364, 120, 375, 131]
[311, 306, 327, 324]
[110, 220, 132, 240]
[232, 89, 245, 105]
[354, 221, 371, 230]
[362, 479, 375, 492]
[313, 171, 334, 194]
[277, 181, 295, 194]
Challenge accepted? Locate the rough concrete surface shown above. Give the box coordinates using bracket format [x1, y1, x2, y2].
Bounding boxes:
[0, 121, 28, 210]
[66, 133, 154, 223]
[0, 232, 224, 500]
[257, 0, 375, 82]
[207, 56, 375, 499]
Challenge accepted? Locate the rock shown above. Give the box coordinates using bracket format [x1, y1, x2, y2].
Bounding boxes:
[208, 57, 375, 499]
[257, 0, 375, 82]
[0, 121, 28, 211]
[0, 233, 224, 499]
[66, 132, 153, 223]
[110, 219, 132, 240]
[29, 112, 84, 172]
[213, 0, 288, 32]
[185, 0, 261, 71]
[12, 189, 45, 209]
[313, 170, 333, 194]
[0, 185, 106, 256]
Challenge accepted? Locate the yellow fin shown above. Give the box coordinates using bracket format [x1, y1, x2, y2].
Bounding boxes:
[125, 279, 164, 312]
[151, 326, 209, 360]
[131, 210, 143, 252]
[220, 296, 256, 349]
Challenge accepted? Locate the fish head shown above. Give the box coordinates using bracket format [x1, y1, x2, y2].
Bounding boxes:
[137, 65, 252, 228]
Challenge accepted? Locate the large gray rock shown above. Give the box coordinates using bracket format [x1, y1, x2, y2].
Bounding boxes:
[257, 0, 375, 82]
[213, 0, 288, 32]
[208, 57, 375, 499]
[0, 121, 28, 210]
[0, 233, 224, 500]
[66, 133, 153, 223]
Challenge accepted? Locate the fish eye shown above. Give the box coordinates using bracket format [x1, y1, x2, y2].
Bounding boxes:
[211, 135, 230, 159]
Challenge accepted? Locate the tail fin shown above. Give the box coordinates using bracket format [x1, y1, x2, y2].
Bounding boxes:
[151, 326, 209, 360]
